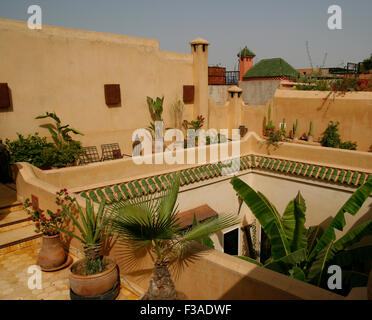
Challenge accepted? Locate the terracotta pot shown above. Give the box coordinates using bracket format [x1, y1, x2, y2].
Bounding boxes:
[69, 258, 119, 298]
[37, 234, 67, 269]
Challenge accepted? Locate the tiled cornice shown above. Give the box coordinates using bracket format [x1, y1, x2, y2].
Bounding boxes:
[78, 154, 372, 203]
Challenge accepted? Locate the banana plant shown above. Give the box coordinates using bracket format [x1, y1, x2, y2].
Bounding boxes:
[231, 176, 372, 296]
[35, 112, 84, 151]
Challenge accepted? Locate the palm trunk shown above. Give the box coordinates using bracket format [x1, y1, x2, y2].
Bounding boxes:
[144, 261, 177, 300]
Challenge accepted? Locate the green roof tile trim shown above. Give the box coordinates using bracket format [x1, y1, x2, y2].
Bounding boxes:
[338, 170, 346, 183]
[351, 172, 359, 185]
[331, 169, 339, 182]
[113, 185, 123, 200]
[134, 181, 144, 196]
[96, 189, 107, 202]
[243, 57, 299, 79]
[78, 154, 371, 203]
[88, 190, 99, 203]
[318, 167, 327, 179]
[238, 46, 255, 57]
[344, 171, 352, 184]
[104, 187, 116, 202]
[312, 166, 320, 178]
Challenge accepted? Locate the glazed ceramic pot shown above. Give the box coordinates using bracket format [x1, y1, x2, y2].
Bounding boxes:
[69, 258, 119, 298]
[37, 234, 67, 269]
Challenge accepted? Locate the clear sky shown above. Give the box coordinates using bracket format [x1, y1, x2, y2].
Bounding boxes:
[1, 0, 371, 70]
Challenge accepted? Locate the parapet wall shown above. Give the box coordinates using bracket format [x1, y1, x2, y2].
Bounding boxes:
[0, 18, 194, 153]
[272, 90, 372, 151]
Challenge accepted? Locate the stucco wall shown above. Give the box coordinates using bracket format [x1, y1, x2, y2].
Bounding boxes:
[272, 90, 372, 151]
[239, 80, 281, 105]
[208, 85, 230, 105]
[0, 18, 194, 153]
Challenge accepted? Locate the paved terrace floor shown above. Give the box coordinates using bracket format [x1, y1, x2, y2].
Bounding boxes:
[0, 243, 140, 300]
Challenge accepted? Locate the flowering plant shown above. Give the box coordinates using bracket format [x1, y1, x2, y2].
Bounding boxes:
[183, 115, 205, 131]
[23, 189, 72, 236]
[266, 129, 286, 147]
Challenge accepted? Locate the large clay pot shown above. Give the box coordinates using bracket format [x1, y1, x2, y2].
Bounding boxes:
[37, 234, 67, 269]
[69, 258, 119, 298]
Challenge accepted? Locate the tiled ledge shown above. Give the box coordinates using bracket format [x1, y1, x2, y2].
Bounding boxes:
[78, 154, 372, 203]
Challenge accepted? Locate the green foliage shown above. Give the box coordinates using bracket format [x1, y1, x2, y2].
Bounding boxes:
[308, 121, 313, 137]
[361, 53, 372, 72]
[35, 112, 84, 151]
[320, 121, 357, 150]
[55, 195, 109, 247]
[192, 214, 215, 249]
[147, 96, 164, 121]
[5, 133, 83, 168]
[292, 119, 298, 136]
[5, 133, 55, 168]
[107, 175, 240, 264]
[231, 176, 372, 296]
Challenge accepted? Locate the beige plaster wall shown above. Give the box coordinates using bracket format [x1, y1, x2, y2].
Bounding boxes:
[272, 90, 372, 152]
[0, 18, 194, 153]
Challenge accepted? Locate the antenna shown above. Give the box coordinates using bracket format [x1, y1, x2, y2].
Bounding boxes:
[321, 52, 328, 68]
[306, 41, 314, 70]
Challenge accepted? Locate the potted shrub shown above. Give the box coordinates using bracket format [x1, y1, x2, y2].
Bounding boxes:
[23, 190, 70, 270]
[53, 193, 119, 300]
[147, 96, 167, 153]
[107, 175, 240, 300]
[182, 114, 205, 147]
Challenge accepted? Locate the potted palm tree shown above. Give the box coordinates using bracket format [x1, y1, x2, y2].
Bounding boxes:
[53, 193, 119, 300]
[231, 176, 372, 297]
[107, 175, 240, 300]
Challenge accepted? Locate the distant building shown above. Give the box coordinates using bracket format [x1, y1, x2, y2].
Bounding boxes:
[238, 47, 256, 81]
[242, 57, 299, 81]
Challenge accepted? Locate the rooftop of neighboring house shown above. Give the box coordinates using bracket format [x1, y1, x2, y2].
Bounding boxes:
[243, 57, 299, 79]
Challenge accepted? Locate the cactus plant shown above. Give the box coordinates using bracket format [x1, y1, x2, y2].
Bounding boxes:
[307, 121, 313, 142]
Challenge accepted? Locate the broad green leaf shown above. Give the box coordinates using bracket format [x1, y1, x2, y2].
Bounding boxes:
[282, 192, 307, 251]
[306, 225, 324, 254]
[289, 266, 306, 281]
[265, 248, 307, 269]
[235, 256, 263, 266]
[308, 242, 337, 286]
[231, 177, 290, 260]
[332, 245, 372, 267]
[308, 178, 372, 261]
[333, 220, 372, 251]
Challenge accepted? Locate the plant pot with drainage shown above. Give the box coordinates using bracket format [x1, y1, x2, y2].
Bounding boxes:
[23, 192, 70, 271]
[53, 191, 119, 300]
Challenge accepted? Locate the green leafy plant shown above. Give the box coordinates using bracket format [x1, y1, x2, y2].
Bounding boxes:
[147, 96, 165, 137]
[35, 112, 84, 151]
[23, 189, 69, 236]
[5, 133, 55, 168]
[320, 121, 357, 150]
[107, 175, 240, 300]
[263, 104, 275, 136]
[308, 121, 313, 137]
[292, 119, 298, 138]
[231, 176, 372, 296]
[183, 115, 205, 131]
[51, 190, 110, 275]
